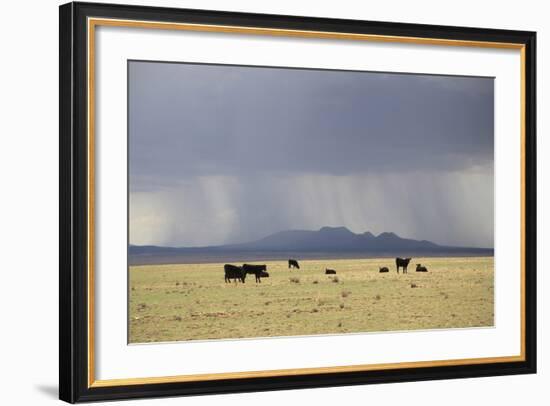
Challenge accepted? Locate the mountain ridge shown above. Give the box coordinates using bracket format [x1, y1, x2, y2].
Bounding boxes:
[129, 227, 493, 265]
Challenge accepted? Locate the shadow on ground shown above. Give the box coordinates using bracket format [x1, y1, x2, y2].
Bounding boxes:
[35, 384, 58, 399]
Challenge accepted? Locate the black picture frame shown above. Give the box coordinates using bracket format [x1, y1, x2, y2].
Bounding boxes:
[60, 1, 537, 403]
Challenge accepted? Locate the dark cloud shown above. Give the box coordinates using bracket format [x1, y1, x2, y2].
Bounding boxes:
[128, 61, 494, 247]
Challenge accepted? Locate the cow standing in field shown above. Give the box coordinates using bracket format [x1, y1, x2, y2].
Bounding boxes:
[224, 264, 246, 283]
[242, 264, 268, 283]
[288, 259, 300, 270]
[325, 269, 336, 275]
[395, 257, 412, 274]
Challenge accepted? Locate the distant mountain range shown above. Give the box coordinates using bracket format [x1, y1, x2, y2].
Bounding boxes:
[129, 226, 493, 265]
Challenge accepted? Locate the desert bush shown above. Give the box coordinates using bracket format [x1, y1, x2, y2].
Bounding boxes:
[341, 290, 351, 298]
[290, 277, 300, 284]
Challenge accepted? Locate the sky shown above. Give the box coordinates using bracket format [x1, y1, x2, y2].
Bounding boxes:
[128, 61, 494, 248]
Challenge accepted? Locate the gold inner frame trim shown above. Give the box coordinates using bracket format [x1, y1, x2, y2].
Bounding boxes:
[87, 17, 527, 388]
[90, 355, 525, 388]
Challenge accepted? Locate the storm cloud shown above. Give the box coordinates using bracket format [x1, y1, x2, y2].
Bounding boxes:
[129, 61, 494, 248]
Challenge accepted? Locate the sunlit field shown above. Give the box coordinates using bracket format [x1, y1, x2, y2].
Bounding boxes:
[129, 257, 494, 343]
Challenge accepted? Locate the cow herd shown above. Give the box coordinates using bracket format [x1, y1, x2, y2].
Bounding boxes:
[225, 257, 429, 284]
[391, 257, 429, 274]
[224, 264, 269, 283]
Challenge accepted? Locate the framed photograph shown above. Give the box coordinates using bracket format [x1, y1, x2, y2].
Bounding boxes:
[59, 1, 536, 403]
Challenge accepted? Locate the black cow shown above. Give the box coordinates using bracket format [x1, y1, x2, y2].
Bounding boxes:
[288, 259, 300, 269]
[395, 257, 412, 274]
[379, 267, 389, 273]
[325, 269, 336, 275]
[224, 264, 246, 283]
[242, 264, 267, 283]
[259, 271, 269, 278]
[416, 264, 428, 272]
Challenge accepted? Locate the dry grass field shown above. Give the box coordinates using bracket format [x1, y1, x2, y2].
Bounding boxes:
[129, 257, 493, 343]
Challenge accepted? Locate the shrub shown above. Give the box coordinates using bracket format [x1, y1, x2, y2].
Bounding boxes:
[341, 290, 351, 298]
[331, 276, 339, 283]
[290, 277, 300, 284]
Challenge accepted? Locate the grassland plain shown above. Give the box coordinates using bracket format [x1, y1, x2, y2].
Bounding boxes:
[129, 257, 494, 343]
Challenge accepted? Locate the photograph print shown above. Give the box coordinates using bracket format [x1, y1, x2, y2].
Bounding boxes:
[128, 61, 494, 344]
